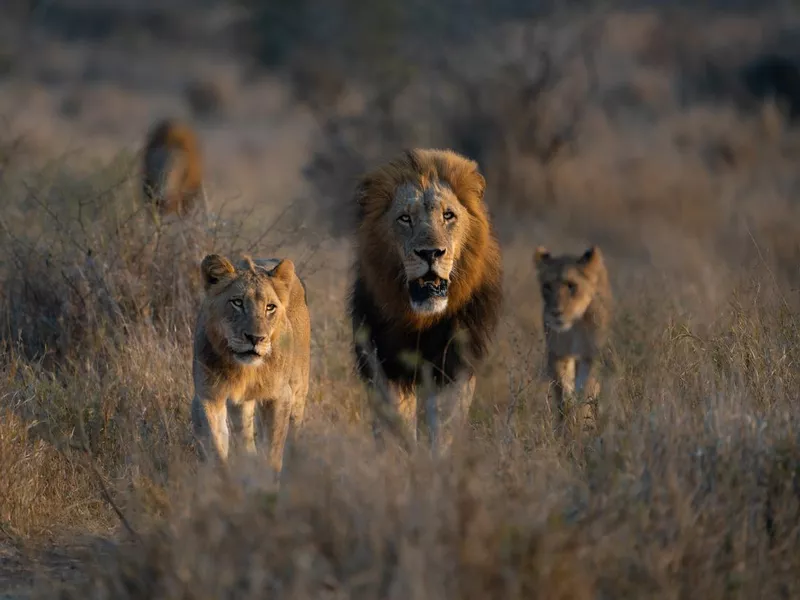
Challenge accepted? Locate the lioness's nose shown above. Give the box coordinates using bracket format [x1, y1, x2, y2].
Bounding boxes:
[245, 333, 267, 346]
[414, 248, 446, 264]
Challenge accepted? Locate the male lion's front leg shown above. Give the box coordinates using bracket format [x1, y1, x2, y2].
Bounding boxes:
[369, 382, 417, 449]
[191, 395, 230, 462]
[423, 372, 476, 455]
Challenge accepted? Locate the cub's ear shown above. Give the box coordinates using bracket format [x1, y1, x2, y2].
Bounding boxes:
[200, 254, 235, 291]
[578, 245, 603, 268]
[533, 246, 551, 267]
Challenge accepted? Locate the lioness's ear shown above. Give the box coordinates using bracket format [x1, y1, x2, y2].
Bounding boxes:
[534, 246, 551, 267]
[200, 254, 235, 291]
[578, 245, 603, 272]
[269, 258, 295, 286]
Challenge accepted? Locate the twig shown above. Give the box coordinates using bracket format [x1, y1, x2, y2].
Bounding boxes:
[75, 411, 140, 540]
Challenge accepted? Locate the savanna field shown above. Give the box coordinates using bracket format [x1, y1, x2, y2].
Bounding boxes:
[2, 2, 800, 598]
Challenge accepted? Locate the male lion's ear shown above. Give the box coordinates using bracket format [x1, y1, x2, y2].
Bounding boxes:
[200, 254, 235, 291]
[472, 169, 486, 202]
[578, 245, 603, 272]
[534, 246, 551, 266]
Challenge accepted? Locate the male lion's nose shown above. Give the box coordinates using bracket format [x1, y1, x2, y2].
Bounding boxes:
[414, 248, 446, 265]
[244, 333, 267, 346]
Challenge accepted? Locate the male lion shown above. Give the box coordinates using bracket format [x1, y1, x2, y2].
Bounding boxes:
[350, 148, 503, 452]
[533, 245, 612, 432]
[191, 254, 310, 476]
[141, 118, 205, 219]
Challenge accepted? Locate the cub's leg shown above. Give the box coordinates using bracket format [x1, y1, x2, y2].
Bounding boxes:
[191, 395, 230, 462]
[228, 400, 257, 455]
[424, 372, 476, 455]
[575, 358, 599, 431]
[547, 354, 576, 432]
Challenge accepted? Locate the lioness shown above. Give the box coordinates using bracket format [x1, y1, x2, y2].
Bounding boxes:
[191, 254, 310, 476]
[350, 149, 503, 452]
[141, 118, 205, 219]
[533, 245, 612, 432]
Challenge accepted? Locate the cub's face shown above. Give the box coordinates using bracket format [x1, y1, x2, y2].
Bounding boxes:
[534, 246, 604, 333]
[201, 254, 294, 367]
[389, 180, 469, 315]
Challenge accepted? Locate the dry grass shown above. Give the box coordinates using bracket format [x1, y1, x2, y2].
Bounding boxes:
[0, 5, 799, 599]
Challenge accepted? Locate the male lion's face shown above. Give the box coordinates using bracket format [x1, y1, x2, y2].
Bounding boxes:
[534, 246, 604, 333]
[388, 180, 470, 315]
[201, 254, 294, 367]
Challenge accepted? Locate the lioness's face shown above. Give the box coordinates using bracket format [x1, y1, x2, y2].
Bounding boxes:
[534, 246, 603, 333]
[201, 255, 294, 367]
[389, 180, 469, 315]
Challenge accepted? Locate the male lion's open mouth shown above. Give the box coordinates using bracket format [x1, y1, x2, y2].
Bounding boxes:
[408, 272, 449, 304]
[231, 348, 265, 364]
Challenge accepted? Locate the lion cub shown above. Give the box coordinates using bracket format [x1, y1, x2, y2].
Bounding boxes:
[533, 245, 612, 432]
[191, 254, 310, 476]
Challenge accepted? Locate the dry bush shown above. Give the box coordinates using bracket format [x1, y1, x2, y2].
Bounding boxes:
[48, 328, 800, 599]
[0, 148, 301, 540]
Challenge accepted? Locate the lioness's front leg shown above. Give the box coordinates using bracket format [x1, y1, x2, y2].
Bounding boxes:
[191, 395, 230, 462]
[266, 387, 293, 477]
[547, 354, 575, 432]
[228, 400, 257, 455]
[423, 372, 476, 455]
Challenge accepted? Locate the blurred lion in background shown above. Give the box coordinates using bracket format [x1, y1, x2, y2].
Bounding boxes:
[141, 118, 206, 220]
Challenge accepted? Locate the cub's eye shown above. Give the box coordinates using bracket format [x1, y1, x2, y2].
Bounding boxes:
[397, 214, 412, 225]
[443, 210, 456, 221]
[566, 281, 577, 294]
[231, 298, 244, 309]
[266, 303, 277, 313]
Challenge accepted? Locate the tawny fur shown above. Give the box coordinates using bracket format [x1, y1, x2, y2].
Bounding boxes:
[141, 118, 204, 218]
[350, 148, 503, 451]
[191, 254, 310, 477]
[534, 245, 612, 433]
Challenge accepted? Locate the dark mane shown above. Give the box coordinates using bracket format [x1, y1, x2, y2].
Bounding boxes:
[349, 148, 503, 389]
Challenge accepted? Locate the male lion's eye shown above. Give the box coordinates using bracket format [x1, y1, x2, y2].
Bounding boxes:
[266, 304, 277, 313]
[231, 298, 244, 308]
[397, 214, 411, 224]
[443, 210, 455, 221]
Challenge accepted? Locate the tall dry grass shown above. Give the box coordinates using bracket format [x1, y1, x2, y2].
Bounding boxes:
[0, 6, 799, 598]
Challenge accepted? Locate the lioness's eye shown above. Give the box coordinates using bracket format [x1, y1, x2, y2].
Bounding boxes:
[231, 298, 244, 308]
[397, 214, 411, 224]
[566, 282, 577, 294]
[443, 210, 455, 221]
[266, 304, 277, 313]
